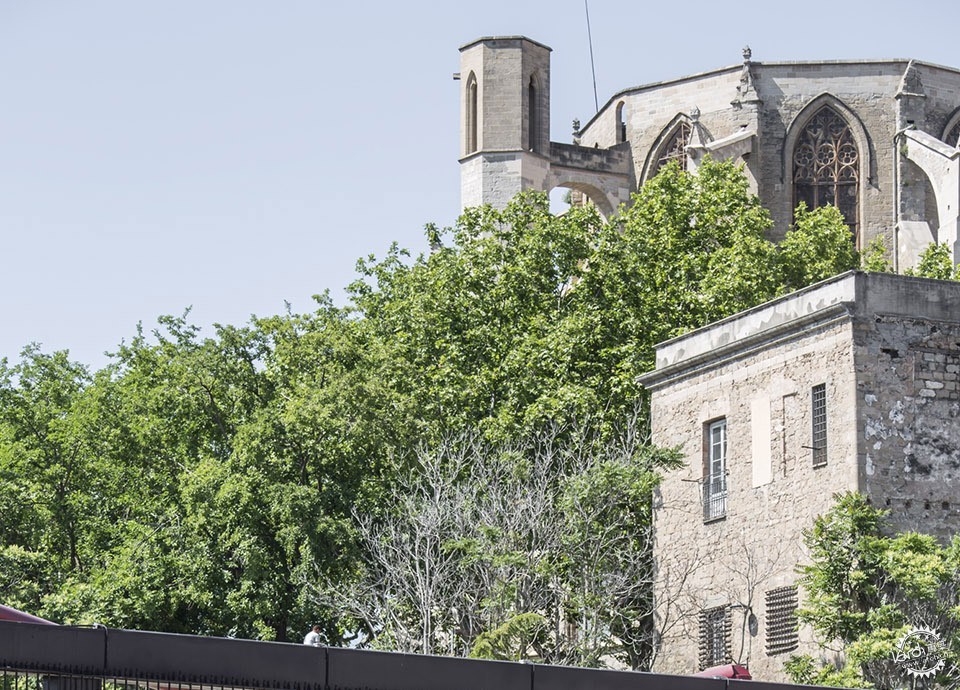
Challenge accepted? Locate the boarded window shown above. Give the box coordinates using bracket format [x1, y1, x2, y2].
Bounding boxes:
[765, 586, 799, 655]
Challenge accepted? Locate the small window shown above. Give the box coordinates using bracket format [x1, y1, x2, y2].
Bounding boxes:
[466, 73, 478, 155]
[704, 419, 727, 521]
[699, 605, 730, 669]
[528, 76, 538, 152]
[616, 102, 627, 143]
[765, 586, 799, 655]
[811, 384, 827, 467]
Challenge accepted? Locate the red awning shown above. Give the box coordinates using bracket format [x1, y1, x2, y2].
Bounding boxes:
[0, 605, 56, 625]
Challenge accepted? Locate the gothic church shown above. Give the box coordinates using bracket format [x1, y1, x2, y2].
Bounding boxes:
[458, 36, 960, 270]
[458, 36, 960, 682]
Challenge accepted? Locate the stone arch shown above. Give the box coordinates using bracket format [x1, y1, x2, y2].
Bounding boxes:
[641, 113, 694, 184]
[465, 71, 478, 155]
[783, 94, 871, 244]
[942, 107, 960, 147]
[547, 178, 618, 218]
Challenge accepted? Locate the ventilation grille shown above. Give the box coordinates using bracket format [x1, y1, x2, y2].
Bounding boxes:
[698, 605, 731, 669]
[765, 586, 799, 655]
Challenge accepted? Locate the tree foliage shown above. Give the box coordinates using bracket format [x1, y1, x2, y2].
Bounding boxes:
[786, 493, 960, 689]
[905, 242, 959, 280]
[0, 159, 863, 660]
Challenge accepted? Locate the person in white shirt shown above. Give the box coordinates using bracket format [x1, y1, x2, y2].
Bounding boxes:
[303, 624, 322, 646]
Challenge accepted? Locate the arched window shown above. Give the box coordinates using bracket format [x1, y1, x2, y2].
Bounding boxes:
[656, 122, 692, 173]
[616, 102, 627, 143]
[466, 73, 478, 155]
[946, 120, 960, 148]
[793, 106, 859, 237]
[528, 76, 539, 152]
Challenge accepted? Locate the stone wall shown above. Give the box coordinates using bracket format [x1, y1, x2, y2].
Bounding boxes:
[572, 57, 960, 264]
[645, 272, 960, 681]
[853, 278, 960, 538]
[648, 313, 857, 681]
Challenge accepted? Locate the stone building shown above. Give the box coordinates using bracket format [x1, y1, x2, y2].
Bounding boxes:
[638, 271, 960, 680]
[456, 35, 960, 680]
[457, 36, 960, 270]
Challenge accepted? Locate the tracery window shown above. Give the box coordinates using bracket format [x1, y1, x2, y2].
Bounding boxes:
[656, 122, 692, 172]
[946, 120, 960, 148]
[793, 106, 859, 238]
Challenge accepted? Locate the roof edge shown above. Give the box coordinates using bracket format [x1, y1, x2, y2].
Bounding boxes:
[459, 36, 552, 53]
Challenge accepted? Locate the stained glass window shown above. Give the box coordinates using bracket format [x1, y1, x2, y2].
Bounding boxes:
[793, 106, 859, 239]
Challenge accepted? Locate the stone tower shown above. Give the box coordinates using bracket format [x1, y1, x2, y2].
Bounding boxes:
[458, 36, 552, 210]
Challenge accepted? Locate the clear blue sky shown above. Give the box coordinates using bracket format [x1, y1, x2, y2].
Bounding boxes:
[2, 0, 957, 369]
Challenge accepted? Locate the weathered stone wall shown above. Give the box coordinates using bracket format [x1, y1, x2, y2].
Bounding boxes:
[645, 273, 960, 681]
[854, 282, 960, 538]
[915, 63, 960, 140]
[577, 67, 747, 186]
[648, 315, 858, 681]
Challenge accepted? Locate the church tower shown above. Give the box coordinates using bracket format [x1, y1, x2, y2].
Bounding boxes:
[458, 36, 551, 210]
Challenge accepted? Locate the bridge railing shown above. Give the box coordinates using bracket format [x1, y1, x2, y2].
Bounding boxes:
[0, 620, 815, 690]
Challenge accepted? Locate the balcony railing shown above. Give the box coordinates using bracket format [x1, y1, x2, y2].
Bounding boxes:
[703, 474, 727, 522]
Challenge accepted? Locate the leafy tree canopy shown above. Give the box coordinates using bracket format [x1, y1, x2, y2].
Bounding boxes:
[1, 159, 863, 652]
[786, 493, 960, 689]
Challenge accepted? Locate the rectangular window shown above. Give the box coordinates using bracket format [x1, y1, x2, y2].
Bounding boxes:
[812, 384, 827, 467]
[699, 606, 730, 669]
[703, 419, 727, 521]
[765, 586, 799, 655]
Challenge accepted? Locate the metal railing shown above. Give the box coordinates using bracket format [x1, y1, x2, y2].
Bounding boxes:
[0, 619, 789, 690]
[703, 474, 727, 522]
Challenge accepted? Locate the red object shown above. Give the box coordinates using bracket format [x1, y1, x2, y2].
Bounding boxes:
[0, 604, 56, 625]
[694, 664, 752, 680]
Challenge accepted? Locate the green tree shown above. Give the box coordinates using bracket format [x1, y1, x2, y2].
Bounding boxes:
[905, 242, 958, 280]
[0, 158, 867, 656]
[861, 236, 895, 273]
[778, 203, 860, 291]
[787, 493, 960, 689]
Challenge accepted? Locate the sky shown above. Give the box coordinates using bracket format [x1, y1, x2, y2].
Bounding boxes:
[2, 0, 958, 369]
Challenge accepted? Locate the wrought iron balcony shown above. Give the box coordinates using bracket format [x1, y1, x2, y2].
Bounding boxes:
[703, 474, 727, 522]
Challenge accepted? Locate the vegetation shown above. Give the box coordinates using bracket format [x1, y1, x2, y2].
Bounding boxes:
[0, 159, 865, 662]
[786, 493, 960, 689]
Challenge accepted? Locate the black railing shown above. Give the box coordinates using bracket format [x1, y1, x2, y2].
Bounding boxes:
[0, 619, 804, 690]
[703, 474, 727, 522]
